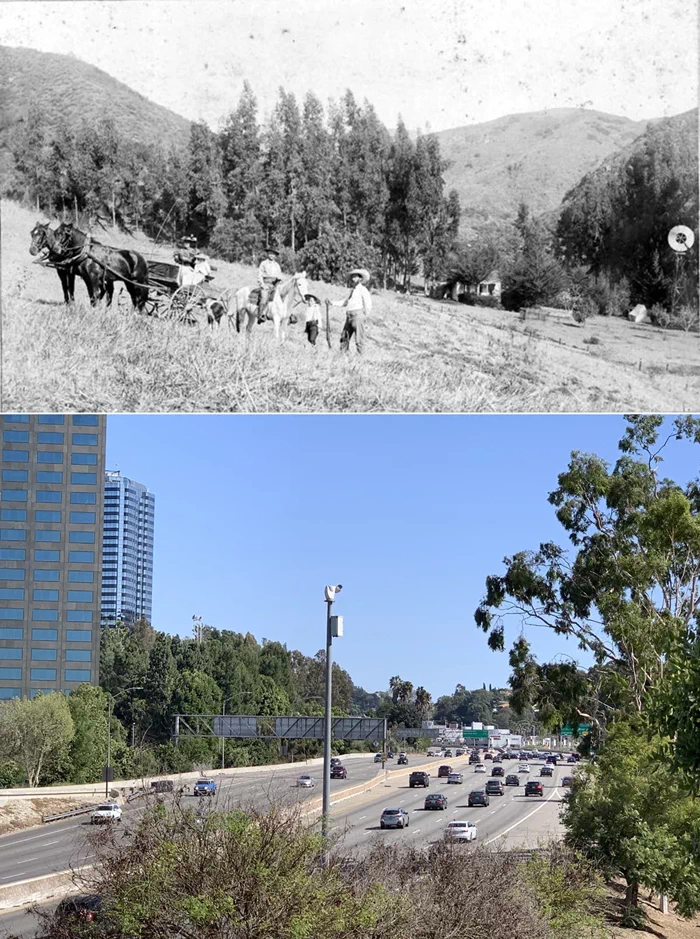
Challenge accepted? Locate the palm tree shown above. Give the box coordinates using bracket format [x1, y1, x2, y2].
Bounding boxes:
[415, 686, 432, 721]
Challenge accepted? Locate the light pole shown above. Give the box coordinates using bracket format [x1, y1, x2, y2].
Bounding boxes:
[322, 585, 343, 843]
[106, 686, 142, 799]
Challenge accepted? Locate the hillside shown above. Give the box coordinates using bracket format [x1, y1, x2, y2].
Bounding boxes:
[0, 44, 191, 156]
[435, 107, 652, 233]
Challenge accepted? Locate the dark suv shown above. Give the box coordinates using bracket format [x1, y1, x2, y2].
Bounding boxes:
[485, 779, 504, 796]
[409, 771, 430, 788]
[540, 765, 553, 777]
[469, 753, 480, 764]
[505, 774, 520, 786]
[437, 764, 453, 778]
[330, 764, 347, 779]
[468, 789, 490, 807]
[491, 766, 504, 777]
[424, 793, 448, 810]
[525, 780, 544, 797]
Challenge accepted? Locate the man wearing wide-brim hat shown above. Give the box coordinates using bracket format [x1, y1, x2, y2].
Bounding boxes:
[330, 268, 372, 354]
[256, 246, 283, 322]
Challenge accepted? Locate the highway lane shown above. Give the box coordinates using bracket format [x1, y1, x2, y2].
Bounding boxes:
[0, 755, 386, 887]
[327, 757, 572, 855]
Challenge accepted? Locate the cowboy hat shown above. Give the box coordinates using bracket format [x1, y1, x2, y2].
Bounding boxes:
[262, 245, 280, 255]
[349, 268, 370, 284]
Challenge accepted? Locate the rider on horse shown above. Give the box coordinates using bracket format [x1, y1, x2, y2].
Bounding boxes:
[256, 246, 282, 323]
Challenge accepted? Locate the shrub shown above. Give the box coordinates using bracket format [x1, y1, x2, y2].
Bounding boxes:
[649, 303, 669, 328]
[670, 304, 699, 332]
[464, 294, 502, 309]
[297, 226, 381, 284]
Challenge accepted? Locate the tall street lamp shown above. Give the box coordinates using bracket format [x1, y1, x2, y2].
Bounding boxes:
[322, 585, 343, 842]
[106, 686, 142, 799]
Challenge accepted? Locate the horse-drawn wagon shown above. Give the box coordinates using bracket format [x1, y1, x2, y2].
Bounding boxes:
[144, 258, 229, 324]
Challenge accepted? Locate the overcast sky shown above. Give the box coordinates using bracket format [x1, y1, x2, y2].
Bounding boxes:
[2, 0, 697, 133]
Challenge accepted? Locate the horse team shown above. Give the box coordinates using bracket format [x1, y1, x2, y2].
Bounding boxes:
[29, 222, 312, 341]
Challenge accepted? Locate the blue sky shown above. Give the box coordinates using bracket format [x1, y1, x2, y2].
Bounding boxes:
[106, 415, 697, 701]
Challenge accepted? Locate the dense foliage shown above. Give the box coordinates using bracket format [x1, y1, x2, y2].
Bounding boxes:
[4, 83, 460, 289]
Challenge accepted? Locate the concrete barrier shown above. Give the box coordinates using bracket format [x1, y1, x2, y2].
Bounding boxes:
[0, 867, 92, 912]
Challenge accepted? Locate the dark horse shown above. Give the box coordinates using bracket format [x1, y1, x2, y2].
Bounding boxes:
[53, 223, 149, 311]
[29, 222, 103, 305]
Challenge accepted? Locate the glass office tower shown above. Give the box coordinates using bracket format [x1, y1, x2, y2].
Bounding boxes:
[101, 471, 154, 627]
[0, 415, 106, 699]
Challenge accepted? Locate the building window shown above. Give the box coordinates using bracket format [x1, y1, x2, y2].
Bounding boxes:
[36, 492, 62, 503]
[71, 416, 98, 426]
[0, 608, 23, 620]
[68, 571, 93, 583]
[69, 512, 95, 524]
[2, 451, 29, 463]
[31, 649, 57, 661]
[66, 610, 92, 622]
[65, 650, 91, 662]
[37, 472, 63, 483]
[38, 415, 65, 424]
[0, 688, 21, 698]
[0, 530, 26, 541]
[70, 473, 97, 485]
[69, 531, 94, 544]
[2, 431, 29, 443]
[33, 589, 59, 601]
[30, 668, 57, 681]
[0, 627, 23, 639]
[65, 668, 91, 682]
[1, 490, 28, 501]
[37, 452, 64, 464]
[32, 610, 58, 621]
[66, 629, 91, 642]
[70, 492, 96, 504]
[34, 550, 60, 562]
[35, 531, 61, 543]
[0, 668, 21, 679]
[33, 570, 59, 581]
[68, 551, 94, 563]
[67, 590, 93, 602]
[71, 453, 97, 465]
[31, 628, 57, 640]
[0, 648, 22, 659]
[3, 416, 29, 424]
[0, 549, 25, 560]
[35, 511, 61, 523]
[1, 509, 26, 521]
[71, 434, 98, 446]
[2, 470, 28, 482]
[37, 432, 64, 444]
[0, 569, 25, 580]
[0, 588, 24, 600]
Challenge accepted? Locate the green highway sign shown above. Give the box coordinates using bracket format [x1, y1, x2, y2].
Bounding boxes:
[462, 729, 489, 739]
[559, 723, 591, 737]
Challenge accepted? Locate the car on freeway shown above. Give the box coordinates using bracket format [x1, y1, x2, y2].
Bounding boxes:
[409, 770, 430, 788]
[90, 803, 122, 824]
[468, 789, 490, 807]
[492, 754, 503, 763]
[473, 763, 486, 773]
[547, 754, 558, 765]
[447, 772, 464, 784]
[525, 780, 544, 797]
[444, 749, 453, 758]
[387, 751, 395, 759]
[485, 779, 504, 796]
[380, 807, 410, 829]
[491, 766, 505, 777]
[397, 753, 408, 765]
[518, 764, 530, 773]
[424, 793, 448, 810]
[446, 820, 478, 841]
[455, 748, 465, 757]
[374, 753, 385, 763]
[193, 778, 217, 797]
[151, 779, 174, 794]
[54, 895, 105, 925]
[469, 753, 480, 764]
[567, 755, 577, 763]
[296, 774, 315, 788]
[562, 776, 574, 788]
[505, 774, 520, 787]
[331, 757, 342, 766]
[438, 764, 453, 778]
[483, 751, 493, 760]
[330, 764, 347, 779]
[540, 765, 553, 777]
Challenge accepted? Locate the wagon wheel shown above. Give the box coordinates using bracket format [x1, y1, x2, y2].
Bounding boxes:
[169, 285, 208, 324]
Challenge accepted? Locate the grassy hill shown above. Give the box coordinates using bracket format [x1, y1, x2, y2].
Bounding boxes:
[0, 44, 191, 157]
[434, 108, 653, 233]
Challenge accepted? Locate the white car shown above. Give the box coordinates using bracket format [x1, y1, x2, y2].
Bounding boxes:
[446, 820, 477, 841]
[474, 763, 486, 773]
[519, 764, 530, 773]
[296, 775, 315, 788]
[90, 802, 122, 824]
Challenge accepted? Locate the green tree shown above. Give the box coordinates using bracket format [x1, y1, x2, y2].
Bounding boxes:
[0, 693, 74, 787]
[65, 684, 109, 784]
[143, 633, 178, 742]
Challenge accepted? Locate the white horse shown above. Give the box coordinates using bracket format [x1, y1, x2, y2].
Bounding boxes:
[234, 272, 309, 342]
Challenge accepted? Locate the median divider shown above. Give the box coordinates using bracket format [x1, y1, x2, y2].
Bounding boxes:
[0, 867, 93, 913]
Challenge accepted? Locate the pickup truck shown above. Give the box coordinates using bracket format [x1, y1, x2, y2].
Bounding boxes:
[193, 778, 217, 797]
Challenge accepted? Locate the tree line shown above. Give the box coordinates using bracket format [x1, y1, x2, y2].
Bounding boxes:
[5, 83, 460, 290]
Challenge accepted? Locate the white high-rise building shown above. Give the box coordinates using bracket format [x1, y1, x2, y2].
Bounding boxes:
[101, 471, 154, 627]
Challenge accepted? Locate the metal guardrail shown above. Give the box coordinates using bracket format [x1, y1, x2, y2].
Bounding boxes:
[42, 803, 103, 823]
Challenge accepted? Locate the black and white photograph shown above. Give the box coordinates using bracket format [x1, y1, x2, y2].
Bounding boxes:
[0, 0, 697, 412]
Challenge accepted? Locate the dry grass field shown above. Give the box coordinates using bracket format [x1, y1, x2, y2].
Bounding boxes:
[1, 201, 697, 412]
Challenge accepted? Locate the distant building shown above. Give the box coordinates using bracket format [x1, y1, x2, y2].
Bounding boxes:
[476, 270, 501, 297]
[101, 472, 154, 627]
[0, 414, 106, 699]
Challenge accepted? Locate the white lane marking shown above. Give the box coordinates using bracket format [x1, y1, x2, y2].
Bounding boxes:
[0, 827, 80, 848]
[40, 840, 60, 847]
[485, 787, 559, 845]
[411, 829, 420, 834]
[358, 816, 367, 820]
